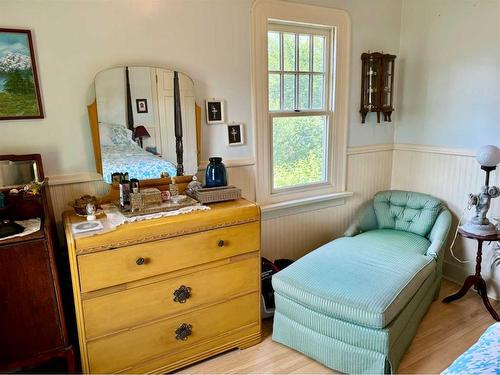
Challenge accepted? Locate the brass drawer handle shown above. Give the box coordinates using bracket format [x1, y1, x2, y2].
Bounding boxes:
[218, 239, 225, 247]
[175, 323, 192, 341]
[173, 285, 191, 303]
[136, 257, 146, 266]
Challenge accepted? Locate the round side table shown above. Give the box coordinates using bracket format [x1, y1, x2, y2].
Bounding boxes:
[442, 228, 500, 321]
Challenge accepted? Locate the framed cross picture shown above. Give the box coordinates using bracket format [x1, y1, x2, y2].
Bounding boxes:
[205, 99, 225, 124]
[0, 28, 44, 120]
[227, 123, 244, 146]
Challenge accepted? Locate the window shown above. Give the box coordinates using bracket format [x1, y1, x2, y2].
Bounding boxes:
[252, 0, 350, 207]
[267, 24, 331, 191]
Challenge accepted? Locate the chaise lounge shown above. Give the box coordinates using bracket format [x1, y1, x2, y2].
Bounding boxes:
[272, 190, 452, 374]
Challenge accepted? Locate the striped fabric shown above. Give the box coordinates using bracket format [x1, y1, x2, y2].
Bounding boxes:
[273, 270, 436, 354]
[272, 230, 435, 328]
[273, 277, 438, 374]
[273, 312, 389, 374]
[374, 190, 443, 237]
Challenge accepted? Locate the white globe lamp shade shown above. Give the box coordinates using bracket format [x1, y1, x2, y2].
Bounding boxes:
[476, 145, 500, 167]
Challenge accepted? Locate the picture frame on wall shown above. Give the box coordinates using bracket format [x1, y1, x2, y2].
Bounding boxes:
[227, 123, 244, 146]
[205, 99, 225, 124]
[136, 98, 148, 113]
[0, 28, 44, 120]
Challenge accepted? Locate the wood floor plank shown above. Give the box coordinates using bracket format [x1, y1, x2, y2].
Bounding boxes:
[177, 280, 499, 374]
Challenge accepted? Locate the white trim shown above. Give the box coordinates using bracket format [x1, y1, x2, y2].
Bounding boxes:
[251, 0, 351, 206]
[393, 143, 475, 157]
[198, 157, 255, 170]
[47, 172, 103, 186]
[347, 144, 394, 155]
[261, 191, 353, 220]
[347, 143, 475, 157]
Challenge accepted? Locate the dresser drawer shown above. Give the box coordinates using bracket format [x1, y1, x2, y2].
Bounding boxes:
[82, 255, 259, 339]
[87, 292, 260, 373]
[78, 222, 259, 292]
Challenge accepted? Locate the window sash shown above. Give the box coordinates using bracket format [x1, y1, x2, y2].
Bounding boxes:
[269, 110, 333, 194]
[267, 23, 333, 196]
[268, 72, 327, 112]
[268, 23, 331, 113]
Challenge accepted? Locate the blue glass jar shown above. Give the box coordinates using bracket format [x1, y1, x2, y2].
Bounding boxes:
[205, 157, 227, 187]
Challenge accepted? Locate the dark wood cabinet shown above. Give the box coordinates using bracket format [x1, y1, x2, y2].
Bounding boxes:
[0, 154, 75, 373]
[360, 52, 396, 123]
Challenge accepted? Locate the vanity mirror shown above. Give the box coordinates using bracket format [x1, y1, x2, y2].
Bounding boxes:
[88, 66, 200, 185]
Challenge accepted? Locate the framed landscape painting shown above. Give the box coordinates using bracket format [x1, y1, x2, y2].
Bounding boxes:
[0, 28, 44, 120]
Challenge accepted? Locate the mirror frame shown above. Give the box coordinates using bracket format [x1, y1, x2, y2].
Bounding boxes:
[87, 67, 202, 190]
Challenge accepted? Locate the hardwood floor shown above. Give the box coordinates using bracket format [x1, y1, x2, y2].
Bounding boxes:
[178, 279, 499, 374]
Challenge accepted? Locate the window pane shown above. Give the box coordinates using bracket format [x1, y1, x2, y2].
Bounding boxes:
[312, 75, 324, 109]
[298, 74, 310, 109]
[283, 74, 295, 110]
[298, 34, 310, 71]
[283, 33, 296, 71]
[268, 73, 281, 110]
[272, 115, 327, 189]
[313, 36, 325, 72]
[268, 31, 280, 71]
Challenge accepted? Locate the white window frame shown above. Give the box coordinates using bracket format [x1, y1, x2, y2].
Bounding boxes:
[267, 23, 332, 194]
[252, 0, 351, 206]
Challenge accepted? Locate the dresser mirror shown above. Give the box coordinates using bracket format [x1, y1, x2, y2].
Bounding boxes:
[88, 66, 200, 185]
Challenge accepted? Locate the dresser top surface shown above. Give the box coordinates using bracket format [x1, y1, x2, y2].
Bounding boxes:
[64, 198, 259, 254]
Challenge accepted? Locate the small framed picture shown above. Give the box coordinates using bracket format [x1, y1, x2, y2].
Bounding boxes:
[227, 123, 244, 146]
[136, 98, 148, 113]
[205, 99, 225, 124]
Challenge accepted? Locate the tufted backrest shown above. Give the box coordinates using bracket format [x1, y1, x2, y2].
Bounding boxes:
[373, 190, 444, 237]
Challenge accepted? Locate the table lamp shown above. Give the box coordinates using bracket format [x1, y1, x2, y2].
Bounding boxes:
[462, 145, 500, 236]
[134, 125, 150, 148]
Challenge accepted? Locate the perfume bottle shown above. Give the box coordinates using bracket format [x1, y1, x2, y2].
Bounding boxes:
[169, 177, 179, 197]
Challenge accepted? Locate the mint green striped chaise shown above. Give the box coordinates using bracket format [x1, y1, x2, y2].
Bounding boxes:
[272, 190, 452, 374]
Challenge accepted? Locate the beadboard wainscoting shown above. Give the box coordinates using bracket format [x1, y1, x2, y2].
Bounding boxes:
[392, 144, 500, 300]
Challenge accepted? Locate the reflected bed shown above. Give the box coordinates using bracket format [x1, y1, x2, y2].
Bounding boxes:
[101, 143, 176, 184]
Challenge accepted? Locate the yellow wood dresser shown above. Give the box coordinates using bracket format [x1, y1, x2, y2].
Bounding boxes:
[63, 199, 261, 374]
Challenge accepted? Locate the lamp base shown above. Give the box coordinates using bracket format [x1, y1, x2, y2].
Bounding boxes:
[461, 222, 498, 236]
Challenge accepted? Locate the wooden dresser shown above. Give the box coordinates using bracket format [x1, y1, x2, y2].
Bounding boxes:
[0, 154, 74, 372]
[64, 199, 261, 373]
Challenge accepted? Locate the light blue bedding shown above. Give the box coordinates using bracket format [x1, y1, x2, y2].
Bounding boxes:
[442, 322, 500, 375]
[101, 144, 177, 183]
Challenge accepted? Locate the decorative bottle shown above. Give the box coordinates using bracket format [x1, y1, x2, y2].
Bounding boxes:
[205, 157, 227, 188]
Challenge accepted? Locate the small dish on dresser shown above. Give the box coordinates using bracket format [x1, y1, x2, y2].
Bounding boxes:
[170, 194, 187, 204]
